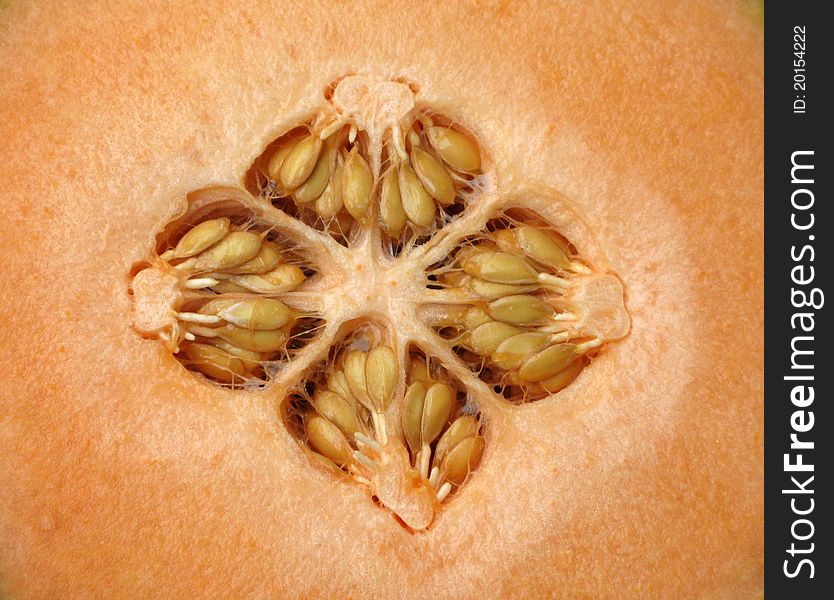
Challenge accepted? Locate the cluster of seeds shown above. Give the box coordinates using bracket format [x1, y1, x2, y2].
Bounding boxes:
[158, 217, 310, 384]
[262, 125, 373, 232]
[401, 354, 484, 501]
[429, 223, 604, 400]
[248, 111, 482, 248]
[378, 117, 481, 238]
[162, 217, 307, 295]
[304, 342, 399, 472]
[291, 338, 484, 509]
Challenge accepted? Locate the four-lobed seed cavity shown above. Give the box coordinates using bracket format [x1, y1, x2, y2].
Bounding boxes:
[129, 75, 629, 531]
[424, 210, 629, 403]
[245, 77, 485, 252]
[131, 204, 320, 387]
[284, 331, 484, 531]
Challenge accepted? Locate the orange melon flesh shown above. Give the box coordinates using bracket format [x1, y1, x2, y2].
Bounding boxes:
[0, 1, 762, 598]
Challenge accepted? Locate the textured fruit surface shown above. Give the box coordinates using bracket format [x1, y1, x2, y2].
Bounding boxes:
[0, 1, 763, 598]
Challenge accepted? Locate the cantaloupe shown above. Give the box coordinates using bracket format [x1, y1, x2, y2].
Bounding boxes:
[0, 1, 763, 597]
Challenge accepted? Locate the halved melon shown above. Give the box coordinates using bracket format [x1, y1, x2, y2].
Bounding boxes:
[0, 1, 763, 597]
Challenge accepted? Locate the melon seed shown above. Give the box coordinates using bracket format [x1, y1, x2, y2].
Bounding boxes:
[216, 298, 295, 330]
[402, 381, 428, 454]
[343, 350, 374, 412]
[539, 357, 584, 393]
[440, 436, 484, 485]
[379, 169, 407, 237]
[229, 241, 283, 275]
[398, 164, 436, 227]
[365, 346, 398, 411]
[462, 251, 539, 285]
[216, 324, 289, 353]
[191, 231, 263, 272]
[491, 332, 550, 370]
[266, 140, 297, 182]
[210, 340, 265, 372]
[306, 415, 354, 468]
[171, 217, 230, 259]
[293, 144, 335, 204]
[426, 126, 481, 172]
[421, 383, 454, 446]
[517, 343, 579, 382]
[488, 294, 553, 325]
[280, 133, 323, 190]
[517, 226, 571, 269]
[312, 390, 363, 439]
[467, 321, 522, 355]
[183, 342, 247, 383]
[407, 357, 431, 383]
[468, 278, 538, 299]
[313, 158, 344, 219]
[229, 264, 306, 293]
[411, 146, 456, 206]
[327, 370, 353, 402]
[434, 415, 480, 467]
[341, 147, 373, 223]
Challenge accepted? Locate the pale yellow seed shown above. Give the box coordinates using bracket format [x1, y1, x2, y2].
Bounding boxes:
[192, 231, 263, 272]
[468, 278, 538, 299]
[365, 346, 398, 411]
[217, 298, 294, 331]
[426, 126, 481, 172]
[441, 436, 484, 485]
[183, 343, 247, 383]
[402, 381, 428, 454]
[314, 157, 344, 219]
[398, 164, 436, 227]
[411, 146, 456, 206]
[421, 383, 454, 446]
[491, 332, 550, 371]
[210, 280, 250, 294]
[439, 270, 468, 288]
[306, 415, 353, 468]
[343, 350, 374, 411]
[407, 357, 431, 384]
[280, 134, 323, 190]
[229, 241, 283, 275]
[198, 297, 240, 318]
[313, 390, 363, 439]
[293, 144, 335, 204]
[461, 306, 492, 330]
[211, 340, 265, 372]
[229, 264, 306, 293]
[517, 343, 579, 383]
[434, 415, 479, 467]
[341, 148, 373, 223]
[216, 324, 288, 353]
[379, 169, 407, 237]
[266, 141, 297, 182]
[514, 226, 571, 270]
[462, 251, 539, 285]
[310, 451, 341, 473]
[467, 321, 522, 355]
[539, 358, 584, 393]
[488, 294, 553, 325]
[172, 217, 230, 259]
[327, 370, 353, 401]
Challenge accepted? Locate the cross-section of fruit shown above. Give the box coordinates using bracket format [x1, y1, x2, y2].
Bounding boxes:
[422, 210, 630, 403]
[130, 196, 321, 387]
[284, 327, 485, 531]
